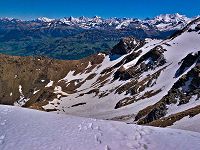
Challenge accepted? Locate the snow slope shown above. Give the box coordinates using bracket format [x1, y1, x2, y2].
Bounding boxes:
[50, 18, 200, 122]
[0, 105, 200, 150]
[170, 114, 200, 133]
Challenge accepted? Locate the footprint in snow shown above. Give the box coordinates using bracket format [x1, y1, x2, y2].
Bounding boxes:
[105, 145, 111, 150]
[0, 135, 5, 145]
[94, 135, 101, 144]
[94, 125, 101, 131]
[1, 108, 13, 115]
[88, 123, 93, 129]
[0, 120, 6, 126]
[0, 122, 5, 126]
[90, 118, 97, 122]
[78, 124, 82, 131]
[142, 127, 153, 135]
[127, 142, 141, 149]
[83, 126, 88, 130]
[1, 112, 7, 115]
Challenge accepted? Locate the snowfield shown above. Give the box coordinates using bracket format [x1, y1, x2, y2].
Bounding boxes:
[170, 113, 200, 133]
[0, 105, 200, 150]
[51, 22, 199, 121]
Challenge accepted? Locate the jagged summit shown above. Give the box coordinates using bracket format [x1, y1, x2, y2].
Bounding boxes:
[145, 13, 192, 31]
[0, 13, 194, 31]
[36, 17, 55, 22]
[153, 13, 189, 22]
[111, 37, 145, 55]
[169, 16, 200, 39]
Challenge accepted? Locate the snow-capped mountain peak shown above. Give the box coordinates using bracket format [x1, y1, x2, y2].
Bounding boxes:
[144, 13, 192, 31]
[13, 13, 192, 31]
[36, 17, 55, 22]
[0, 17, 22, 22]
[153, 13, 189, 22]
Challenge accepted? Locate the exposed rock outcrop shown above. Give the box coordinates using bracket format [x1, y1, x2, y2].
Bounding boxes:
[111, 37, 145, 55]
[135, 64, 200, 125]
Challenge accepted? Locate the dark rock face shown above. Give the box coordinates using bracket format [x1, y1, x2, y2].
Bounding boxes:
[188, 23, 200, 32]
[135, 45, 167, 68]
[112, 45, 167, 110]
[113, 45, 167, 81]
[139, 103, 167, 124]
[196, 24, 200, 31]
[114, 97, 133, 109]
[175, 51, 200, 77]
[111, 37, 145, 55]
[114, 66, 136, 81]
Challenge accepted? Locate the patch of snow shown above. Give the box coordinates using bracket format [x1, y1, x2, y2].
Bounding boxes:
[45, 80, 54, 88]
[37, 17, 55, 22]
[14, 85, 30, 106]
[0, 105, 200, 150]
[42, 98, 60, 110]
[54, 86, 69, 96]
[33, 89, 40, 95]
[170, 113, 200, 133]
[166, 95, 200, 117]
[85, 61, 92, 69]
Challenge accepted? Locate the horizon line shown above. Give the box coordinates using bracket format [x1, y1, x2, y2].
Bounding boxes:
[0, 13, 198, 21]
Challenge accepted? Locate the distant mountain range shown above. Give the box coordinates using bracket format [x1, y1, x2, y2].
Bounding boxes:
[1, 13, 192, 31]
[0, 13, 196, 59]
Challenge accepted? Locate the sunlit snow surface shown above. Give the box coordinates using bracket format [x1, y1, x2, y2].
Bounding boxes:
[56, 25, 200, 121]
[0, 105, 200, 150]
[170, 113, 200, 133]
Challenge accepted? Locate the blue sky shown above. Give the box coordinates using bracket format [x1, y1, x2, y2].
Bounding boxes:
[0, 0, 199, 19]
